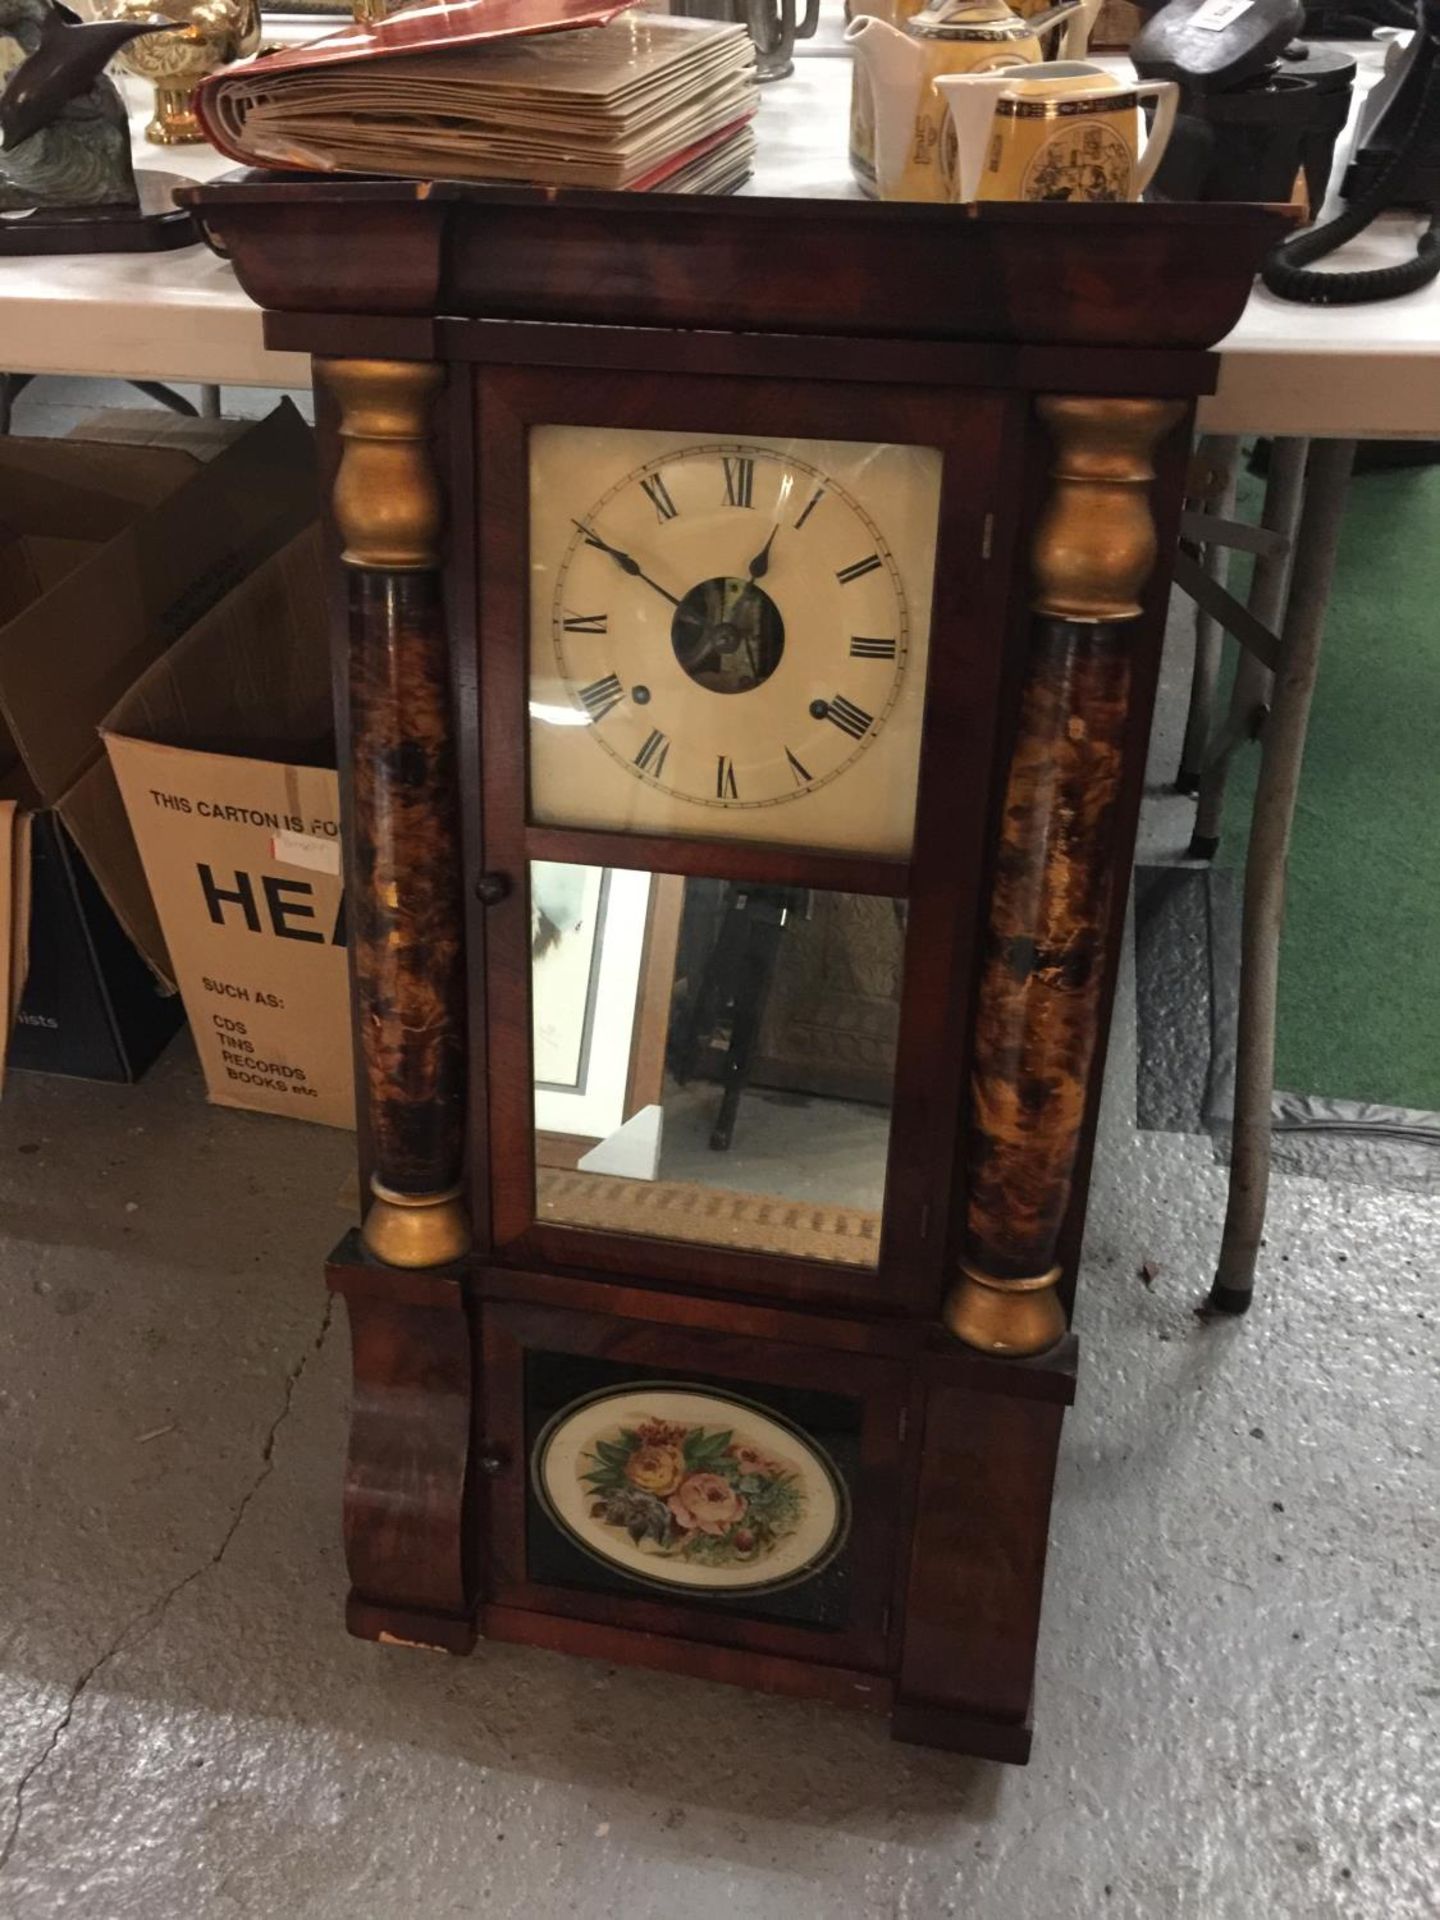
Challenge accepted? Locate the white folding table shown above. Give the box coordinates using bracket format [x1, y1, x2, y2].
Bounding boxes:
[1, 38, 1434, 1309]
[2, 44, 1436, 422]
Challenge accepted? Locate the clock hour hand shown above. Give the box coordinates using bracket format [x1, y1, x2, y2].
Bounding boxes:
[573, 519, 680, 608]
[746, 526, 778, 583]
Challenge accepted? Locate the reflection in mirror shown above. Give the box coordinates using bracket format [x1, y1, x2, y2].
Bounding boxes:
[532, 863, 904, 1269]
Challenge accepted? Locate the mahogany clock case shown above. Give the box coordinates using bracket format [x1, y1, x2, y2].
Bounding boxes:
[193, 176, 1290, 1762]
[321, 335, 1184, 1763]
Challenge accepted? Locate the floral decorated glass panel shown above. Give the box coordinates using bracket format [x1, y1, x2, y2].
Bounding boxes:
[534, 1386, 849, 1594]
[531, 863, 905, 1268]
[524, 1350, 863, 1627]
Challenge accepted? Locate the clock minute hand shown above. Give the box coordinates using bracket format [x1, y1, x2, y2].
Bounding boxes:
[574, 519, 681, 608]
[746, 526, 778, 583]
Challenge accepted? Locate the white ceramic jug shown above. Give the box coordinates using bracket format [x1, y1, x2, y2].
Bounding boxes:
[935, 60, 1178, 203]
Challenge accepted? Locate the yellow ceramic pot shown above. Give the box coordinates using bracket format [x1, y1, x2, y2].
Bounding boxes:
[845, 0, 1086, 203]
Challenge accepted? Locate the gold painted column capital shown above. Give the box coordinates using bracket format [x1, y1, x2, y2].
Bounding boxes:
[1030, 396, 1185, 623]
[317, 358, 445, 571]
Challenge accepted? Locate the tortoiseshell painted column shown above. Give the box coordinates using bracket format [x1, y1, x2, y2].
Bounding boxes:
[318, 358, 471, 1270]
[947, 397, 1183, 1356]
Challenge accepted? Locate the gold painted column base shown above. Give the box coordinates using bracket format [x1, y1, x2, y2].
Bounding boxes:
[943, 1264, 1066, 1357]
[362, 1179, 471, 1269]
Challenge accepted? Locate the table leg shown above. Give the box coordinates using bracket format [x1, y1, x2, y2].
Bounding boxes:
[0, 373, 32, 434]
[1208, 438, 1356, 1314]
[129, 380, 198, 417]
[1190, 436, 1309, 859]
[1176, 434, 1241, 795]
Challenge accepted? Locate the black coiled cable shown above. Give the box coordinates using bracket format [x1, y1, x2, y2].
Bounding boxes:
[1262, 20, 1440, 301]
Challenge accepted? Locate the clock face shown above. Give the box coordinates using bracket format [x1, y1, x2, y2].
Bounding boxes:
[528, 426, 942, 859]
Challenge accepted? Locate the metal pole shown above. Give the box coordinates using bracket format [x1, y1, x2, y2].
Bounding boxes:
[1208, 438, 1356, 1313]
[1191, 436, 1309, 857]
[1176, 434, 1242, 794]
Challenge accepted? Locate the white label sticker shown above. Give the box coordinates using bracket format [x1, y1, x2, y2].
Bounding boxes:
[1190, 0, 1253, 26]
[271, 829, 341, 876]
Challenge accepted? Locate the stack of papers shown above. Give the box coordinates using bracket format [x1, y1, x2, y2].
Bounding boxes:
[204, 13, 758, 193]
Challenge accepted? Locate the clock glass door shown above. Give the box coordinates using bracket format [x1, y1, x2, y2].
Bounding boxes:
[532, 860, 903, 1269]
[477, 371, 1000, 1306]
[528, 425, 943, 861]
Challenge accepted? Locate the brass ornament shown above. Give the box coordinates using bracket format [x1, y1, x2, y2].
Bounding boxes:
[317, 358, 446, 572]
[101, 0, 259, 146]
[1030, 396, 1184, 622]
[363, 1179, 471, 1268]
[943, 1263, 1066, 1356]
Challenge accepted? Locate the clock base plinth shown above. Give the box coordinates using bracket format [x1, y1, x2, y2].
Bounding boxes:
[347, 1592, 478, 1656]
[327, 1240, 1077, 1763]
[890, 1700, 1033, 1767]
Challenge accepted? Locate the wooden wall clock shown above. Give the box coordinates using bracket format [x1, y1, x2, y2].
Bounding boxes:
[196, 179, 1283, 1764]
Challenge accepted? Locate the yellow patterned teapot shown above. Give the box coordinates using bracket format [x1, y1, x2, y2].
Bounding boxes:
[845, 0, 1088, 201]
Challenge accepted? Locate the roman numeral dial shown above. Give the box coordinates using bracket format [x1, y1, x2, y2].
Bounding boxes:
[635, 728, 670, 777]
[722, 457, 754, 509]
[533, 428, 939, 857]
[578, 673, 624, 722]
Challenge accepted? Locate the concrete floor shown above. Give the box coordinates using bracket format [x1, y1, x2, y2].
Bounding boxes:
[658, 1079, 891, 1210]
[1, 387, 1436, 1917]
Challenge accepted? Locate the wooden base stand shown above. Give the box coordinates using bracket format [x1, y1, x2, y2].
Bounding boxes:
[327, 1239, 1075, 1760]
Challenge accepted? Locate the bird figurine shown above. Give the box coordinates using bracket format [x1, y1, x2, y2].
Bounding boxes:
[0, 0, 169, 212]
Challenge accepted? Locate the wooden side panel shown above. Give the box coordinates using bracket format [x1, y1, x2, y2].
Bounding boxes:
[328, 1244, 476, 1651]
[895, 1375, 1070, 1757]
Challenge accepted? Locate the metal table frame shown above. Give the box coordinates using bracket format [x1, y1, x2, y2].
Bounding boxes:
[1174, 436, 1360, 1312]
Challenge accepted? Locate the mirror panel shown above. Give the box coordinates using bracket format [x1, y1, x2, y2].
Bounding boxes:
[531, 862, 905, 1269]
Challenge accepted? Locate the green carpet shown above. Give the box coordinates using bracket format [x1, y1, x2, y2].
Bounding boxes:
[1218, 460, 1440, 1115]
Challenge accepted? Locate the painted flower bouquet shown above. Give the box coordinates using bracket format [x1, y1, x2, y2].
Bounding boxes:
[580, 1415, 805, 1569]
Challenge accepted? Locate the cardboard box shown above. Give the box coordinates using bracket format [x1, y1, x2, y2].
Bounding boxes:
[104, 525, 356, 1130]
[0, 403, 318, 1084]
[0, 800, 31, 1089]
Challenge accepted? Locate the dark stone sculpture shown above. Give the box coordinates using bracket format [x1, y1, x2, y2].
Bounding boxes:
[0, 0, 168, 212]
